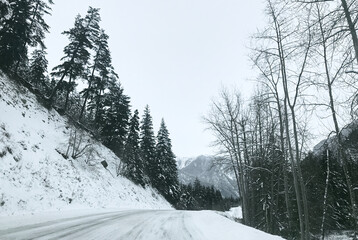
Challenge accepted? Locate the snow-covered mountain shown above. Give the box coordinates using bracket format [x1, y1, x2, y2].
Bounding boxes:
[0, 74, 171, 216]
[312, 119, 358, 160]
[177, 155, 239, 198]
[176, 157, 195, 169]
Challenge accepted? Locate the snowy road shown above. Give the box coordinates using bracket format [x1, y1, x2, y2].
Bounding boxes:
[0, 210, 283, 240]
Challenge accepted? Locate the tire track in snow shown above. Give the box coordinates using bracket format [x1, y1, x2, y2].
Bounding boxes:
[0, 210, 154, 240]
[0, 211, 118, 235]
[118, 211, 198, 240]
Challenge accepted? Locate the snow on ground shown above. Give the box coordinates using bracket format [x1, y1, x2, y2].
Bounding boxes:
[0, 209, 285, 240]
[191, 210, 283, 240]
[225, 206, 242, 219]
[216, 206, 242, 222]
[323, 231, 354, 240]
[0, 74, 171, 216]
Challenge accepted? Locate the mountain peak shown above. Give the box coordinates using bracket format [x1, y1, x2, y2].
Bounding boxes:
[177, 155, 239, 198]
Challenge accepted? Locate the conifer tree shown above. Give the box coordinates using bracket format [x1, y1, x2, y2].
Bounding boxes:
[79, 29, 112, 121]
[0, 1, 10, 25]
[28, 49, 48, 88]
[87, 73, 107, 127]
[140, 105, 157, 185]
[122, 110, 145, 186]
[86, 67, 114, 128]
[50, 7, 101, 110]
[0, 0, 32, 71]
[155, 119, 179, 203]
[0, 0, 53, 72]
[27, 0, 53, 49]
[101, 76, 130, 156]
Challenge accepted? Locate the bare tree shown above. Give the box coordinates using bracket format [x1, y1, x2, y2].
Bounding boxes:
[259, 1, 313, 238]
[65, 128, 93, 160]
[251, 44, 295, 235]
[204, 89, 251, 225]
[313, 3, 358, 236]
[295, 0, 358, 65]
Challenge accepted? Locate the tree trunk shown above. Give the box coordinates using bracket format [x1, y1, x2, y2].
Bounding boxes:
[270, 3, 306, 235]
[341, 0, 358, 65]
[95, 88, 103, 126]
[64, 73, 73, 111]
[79, 64, 96, 121]
[241, 122, 253, 224]
[283, 97, 305, 240]
[291, 107, 310, 240]
[276, 96, 294, 235]
[321, 149, 330, 240]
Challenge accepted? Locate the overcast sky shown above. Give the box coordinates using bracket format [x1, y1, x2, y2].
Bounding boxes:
[44, 0, 266, 158]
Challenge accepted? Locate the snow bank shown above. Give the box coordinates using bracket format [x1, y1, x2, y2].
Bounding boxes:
[188, 211, 283, 240]
[223, 206, 242, 219]
[214, 206, 243, 223]
[0, 74, 171, 216]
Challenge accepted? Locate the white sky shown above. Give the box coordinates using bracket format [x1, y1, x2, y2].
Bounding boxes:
[44, 0, 266, 158]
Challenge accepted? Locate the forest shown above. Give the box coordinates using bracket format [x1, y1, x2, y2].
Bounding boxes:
[204, 0, 358, 239]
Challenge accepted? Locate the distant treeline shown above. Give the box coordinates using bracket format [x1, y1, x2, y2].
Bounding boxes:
[176, 178, 240, 211]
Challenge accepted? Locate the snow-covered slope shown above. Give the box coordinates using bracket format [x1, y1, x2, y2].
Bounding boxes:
[0, 74, 171, 216]
[177, 155, 239, 198]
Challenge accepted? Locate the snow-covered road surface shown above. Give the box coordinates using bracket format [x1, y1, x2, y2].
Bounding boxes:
[0, 210, 284, 240]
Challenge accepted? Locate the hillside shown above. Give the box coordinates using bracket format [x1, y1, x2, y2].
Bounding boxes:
[177, 155, 239, 198]
[313, 119, 358, 158]
[0, 73, 171, 216]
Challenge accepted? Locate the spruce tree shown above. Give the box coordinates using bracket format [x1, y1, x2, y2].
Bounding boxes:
[50, 7, 101, 110]
[27, 0, 53, 49]
[0, 0, 32, 71]
[101, 76, 130, 157]
[28, 49, 48, 88]
[193, 177, 203, 208]
[140, 105, 157, 186]
[155, 118, 179, 203]
[79, 29, 112, 121]
[0, 1, 10, 25]
[122, 110, 145, 186]
[0, 0, 53, 72]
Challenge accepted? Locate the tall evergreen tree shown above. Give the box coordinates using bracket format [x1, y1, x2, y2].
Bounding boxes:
[0, 0, 32, 71]
[0, 0, 53, 72]
[140, 105, 157, 185]
[155, 118, 179, 203]
[0, 1, 10, 25]
[79, 29, 112, 121]
[28, 49, 48, 88]
[27, 0, 53, 49]
[50, 7, 101, 110]
[122, 110, 145, 186]
[101, 76, 130, 157]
